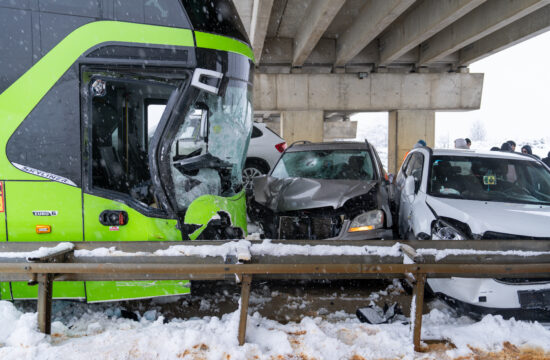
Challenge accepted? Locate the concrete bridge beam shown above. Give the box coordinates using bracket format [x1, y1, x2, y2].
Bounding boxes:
[253, 73, 484, 112]
[249, 0, 274, 62]
[293, 0, 346, 67]
[459, 4, 550, 66]
[419, 0, 549, 65]
[379, 0, 486, 66]
[334, 0, 414, 67]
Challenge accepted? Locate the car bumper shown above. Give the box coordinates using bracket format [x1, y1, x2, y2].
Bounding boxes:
[428, 277, 550, 310]
[330, 228, 394, 240]
[436, 292, 550, 322]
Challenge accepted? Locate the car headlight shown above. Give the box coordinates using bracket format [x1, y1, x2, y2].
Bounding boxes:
[431, 219, 466, 240]
[348, 210, 384, 232]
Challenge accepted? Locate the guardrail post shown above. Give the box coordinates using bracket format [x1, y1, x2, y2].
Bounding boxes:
[411, 273, 426, 352]
[238, 274, 253, 345]
[37, 273, 53, 335]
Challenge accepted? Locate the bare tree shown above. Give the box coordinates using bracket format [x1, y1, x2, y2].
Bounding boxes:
[470, 119, 486, 141]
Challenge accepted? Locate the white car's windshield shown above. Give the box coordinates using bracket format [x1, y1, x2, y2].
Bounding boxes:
[271, 149, 375, 180]
[428, 155, 550, 205]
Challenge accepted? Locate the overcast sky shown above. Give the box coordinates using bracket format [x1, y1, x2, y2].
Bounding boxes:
[436, 30, 550, 143]
[352, 30, 550, 155]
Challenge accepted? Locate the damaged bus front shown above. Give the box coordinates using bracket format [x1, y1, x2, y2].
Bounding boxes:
[0, 0, 253, 301]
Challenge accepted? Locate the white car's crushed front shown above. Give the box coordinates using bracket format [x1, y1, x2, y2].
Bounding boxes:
[394, 148, 550, 319]
[426, 196, 550, 238]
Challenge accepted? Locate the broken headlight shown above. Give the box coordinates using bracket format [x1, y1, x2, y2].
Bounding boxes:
[348, 210, 384, 232]
[431, 219, 466, 240]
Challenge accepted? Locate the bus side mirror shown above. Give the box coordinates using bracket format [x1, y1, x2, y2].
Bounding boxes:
[195, 101, 209, 142]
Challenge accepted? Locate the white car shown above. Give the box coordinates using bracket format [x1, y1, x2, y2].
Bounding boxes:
[243, 123, 286, 189]
[394, 147, 550, 320]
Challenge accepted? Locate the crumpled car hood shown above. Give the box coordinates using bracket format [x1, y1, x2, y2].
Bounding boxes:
[426, 196, 550, 237]
[252, 175, 376, 212]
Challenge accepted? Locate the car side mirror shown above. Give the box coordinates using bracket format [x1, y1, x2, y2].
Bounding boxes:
[404, 176, 416, 201]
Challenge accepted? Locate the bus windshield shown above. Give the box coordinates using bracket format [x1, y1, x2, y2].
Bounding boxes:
[169, 80, 253, 210]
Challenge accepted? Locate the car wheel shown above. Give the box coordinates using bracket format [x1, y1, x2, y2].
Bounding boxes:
[242, 161, 268, 191]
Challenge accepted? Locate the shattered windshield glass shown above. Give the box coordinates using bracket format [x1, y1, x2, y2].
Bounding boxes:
[170, 80, 252, 210]
[428, 155, 550, 205]
[271, 149, 375, 181]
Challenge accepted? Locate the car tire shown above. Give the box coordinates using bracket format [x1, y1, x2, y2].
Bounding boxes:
[242, 160, 269, 192]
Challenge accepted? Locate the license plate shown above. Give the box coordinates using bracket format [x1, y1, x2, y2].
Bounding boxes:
[518, 289, 550, 309]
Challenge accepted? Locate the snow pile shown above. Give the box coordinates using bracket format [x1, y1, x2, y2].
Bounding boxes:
[417, 248, 550, 261]
[0, 243, 74, 259]
[423, 307, 550, 358]
[249, 240, 402, 257]
[74, 240, 254, 259]
[73, 247, 150, 257]
[53, 241, 550, 262]
[73, 240, 404, 259]
[1, 300, 549, 359]
[153, 240, 252, 258]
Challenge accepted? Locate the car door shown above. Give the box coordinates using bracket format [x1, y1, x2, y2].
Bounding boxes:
[398, 152, 425, 237]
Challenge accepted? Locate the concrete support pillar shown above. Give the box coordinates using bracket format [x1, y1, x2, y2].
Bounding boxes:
[388, 110, 435, 174]
[280, 110, 324, 144]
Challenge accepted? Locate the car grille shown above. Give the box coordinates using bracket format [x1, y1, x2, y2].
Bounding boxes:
[278, 216, 341, 240]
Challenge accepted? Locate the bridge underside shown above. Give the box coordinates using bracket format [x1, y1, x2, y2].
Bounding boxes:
[234, 0, 550, 172]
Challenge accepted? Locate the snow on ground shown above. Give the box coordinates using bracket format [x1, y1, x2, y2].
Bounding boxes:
[1, 299, 549, 360]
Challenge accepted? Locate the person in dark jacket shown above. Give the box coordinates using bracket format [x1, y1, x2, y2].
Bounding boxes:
[542, 151, 550, 167]
[501, 142, 513, 152]
[521, 145, 540, 159]
[507, 140, 516, 152]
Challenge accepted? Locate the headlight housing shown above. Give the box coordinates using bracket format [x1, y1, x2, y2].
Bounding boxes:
[431, 219, 466, 240]
[348, 210, 384, 232]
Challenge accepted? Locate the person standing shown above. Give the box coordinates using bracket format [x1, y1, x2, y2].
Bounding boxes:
[454, 138, 468, 149]
[521, 145, 540, 159]
[507, 140, 516, 152]
[413, 139, 427, 148]
[465, 138, 471, 149]
[501, 142, 513, 152]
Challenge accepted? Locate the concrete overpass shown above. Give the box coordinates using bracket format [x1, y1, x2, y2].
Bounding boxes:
[234, 0, 550, 172]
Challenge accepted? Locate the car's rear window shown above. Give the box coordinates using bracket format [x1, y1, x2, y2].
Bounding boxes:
[272, 149, 375, 181]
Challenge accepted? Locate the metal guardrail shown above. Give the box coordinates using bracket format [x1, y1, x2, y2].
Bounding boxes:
[1, 239, 550, 352]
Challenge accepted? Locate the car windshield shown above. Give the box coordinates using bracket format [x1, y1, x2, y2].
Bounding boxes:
[428, 155, 550, 205]
[271, 149, 375, 180]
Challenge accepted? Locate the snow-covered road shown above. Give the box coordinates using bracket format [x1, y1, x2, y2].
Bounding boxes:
[1, 296, 549, 360]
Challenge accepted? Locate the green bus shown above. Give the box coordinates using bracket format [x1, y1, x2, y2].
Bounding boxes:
[0, 0, 254, 302]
